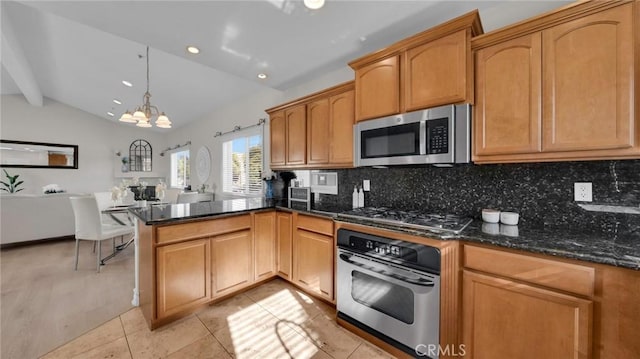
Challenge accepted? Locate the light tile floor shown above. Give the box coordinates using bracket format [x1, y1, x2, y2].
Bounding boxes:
[41, 279, 396, 359]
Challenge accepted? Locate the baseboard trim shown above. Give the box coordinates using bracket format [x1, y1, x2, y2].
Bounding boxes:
[1, 235, 75, 249]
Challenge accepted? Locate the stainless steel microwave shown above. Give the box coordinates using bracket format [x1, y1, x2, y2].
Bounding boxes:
[354, 104, 471, 166]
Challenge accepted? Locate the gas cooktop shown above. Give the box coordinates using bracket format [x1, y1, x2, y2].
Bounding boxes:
[338, 207, 473, 234]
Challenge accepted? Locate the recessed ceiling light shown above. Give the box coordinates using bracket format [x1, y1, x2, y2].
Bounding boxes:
[257, 73, 268, 79]
[186, 46, 200, 54]
[113, 99, 122, 105]
[304, 0, 325, 10]
[122, 80, 132, 87]
[107, 112, 114, 117]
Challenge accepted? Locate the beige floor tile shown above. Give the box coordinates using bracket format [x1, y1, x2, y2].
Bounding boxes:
[126, 315, 210, 359]
[293, 313, 363, 359]
[120, 307, 148, 336]
[348, 342, 397, 359]
[42, 317, 125, 359]
[165, 334, 231, 359]
[245, 279, 335, 325]
[70, 336, 132, 359]
[196, 294, 266, 333]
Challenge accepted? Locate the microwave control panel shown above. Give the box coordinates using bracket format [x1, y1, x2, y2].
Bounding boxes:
[426, 118, 449, 154]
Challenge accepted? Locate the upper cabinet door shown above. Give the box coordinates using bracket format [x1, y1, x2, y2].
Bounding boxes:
[542, 4, 633, 152]
[329, 89, 355, 165]
[404, 30, 469, 111]
[269, 111, 286, 167]
[285, 104, 307, 165]
[354, 56, 400, 122]
[306, 98, 330, 165]
[474, 33, 542, 158]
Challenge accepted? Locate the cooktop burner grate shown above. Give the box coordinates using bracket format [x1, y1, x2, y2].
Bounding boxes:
[339, 207, 473, 234]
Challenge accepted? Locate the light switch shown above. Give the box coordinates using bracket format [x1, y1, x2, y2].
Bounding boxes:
[363, 180, 370, 191]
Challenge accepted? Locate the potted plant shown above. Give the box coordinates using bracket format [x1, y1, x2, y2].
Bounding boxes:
[121, 156, 129, 172]
[1, 169, 24, 193]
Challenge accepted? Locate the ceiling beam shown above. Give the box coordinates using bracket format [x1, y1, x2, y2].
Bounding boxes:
[1, 5, 43, 106]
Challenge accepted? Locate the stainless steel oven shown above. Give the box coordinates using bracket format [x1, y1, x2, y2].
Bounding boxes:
[336, 228, 441, 357]
[354, 104, 470, 166]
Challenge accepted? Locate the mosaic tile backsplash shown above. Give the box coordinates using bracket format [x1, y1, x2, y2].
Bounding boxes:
[290, 160, 640, 232]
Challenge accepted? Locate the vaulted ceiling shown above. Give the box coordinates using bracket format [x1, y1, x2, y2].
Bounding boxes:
[1, 0, 571, 131]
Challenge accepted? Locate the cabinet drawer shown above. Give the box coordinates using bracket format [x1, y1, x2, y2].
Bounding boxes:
[156, 215, 251, 244]
[464, 245, 594, 297]
[296, 214, 333, 236]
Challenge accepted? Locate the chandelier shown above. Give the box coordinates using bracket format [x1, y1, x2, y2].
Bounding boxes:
[119, 46, 172, 128]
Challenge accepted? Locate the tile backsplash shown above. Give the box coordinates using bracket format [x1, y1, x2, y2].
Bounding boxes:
[293, 160, 640, 232]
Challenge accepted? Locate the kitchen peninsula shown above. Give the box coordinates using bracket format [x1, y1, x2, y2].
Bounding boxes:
[128, 198, 279, 329]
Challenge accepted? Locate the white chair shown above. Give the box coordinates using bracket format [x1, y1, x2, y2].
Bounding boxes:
[69, 196, 134, 272]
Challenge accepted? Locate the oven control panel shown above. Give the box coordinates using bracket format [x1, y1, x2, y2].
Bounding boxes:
[337, 229, 440, 274]
[364, 240, 401, 256]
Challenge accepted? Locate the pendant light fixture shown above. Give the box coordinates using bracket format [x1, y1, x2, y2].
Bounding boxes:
[119, 46, 172, 129]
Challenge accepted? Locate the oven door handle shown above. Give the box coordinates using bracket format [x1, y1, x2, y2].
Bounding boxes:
[339, 253, 435, 287]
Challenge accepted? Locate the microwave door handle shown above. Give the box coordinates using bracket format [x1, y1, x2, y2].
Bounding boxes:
[339, 253, 434, 287]
[419, 120, 427, 155]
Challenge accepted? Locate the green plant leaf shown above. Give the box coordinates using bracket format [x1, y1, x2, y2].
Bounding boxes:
[1, 188, 8, 192]
[14, 180, 24, 187]
[15, 188, 23, 192]
[0, 180, 9, 187]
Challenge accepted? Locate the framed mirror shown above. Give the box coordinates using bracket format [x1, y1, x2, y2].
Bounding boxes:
[129, 139, 152, 172]
[0, 140, 78, 169]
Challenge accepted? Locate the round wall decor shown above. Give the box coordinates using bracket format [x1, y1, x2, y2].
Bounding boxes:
[195, 146, 211, 183]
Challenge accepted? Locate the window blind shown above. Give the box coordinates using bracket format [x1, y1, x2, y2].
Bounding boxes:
[222, 134, 263, 195]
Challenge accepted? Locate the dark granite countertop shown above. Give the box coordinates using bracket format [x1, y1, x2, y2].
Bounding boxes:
[334, 216, 640, 271]
[128, 198, 276, 225]
[128, 198, 639, 270]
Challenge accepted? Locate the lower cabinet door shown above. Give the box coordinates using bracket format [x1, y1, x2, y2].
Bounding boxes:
[462, 270, 592, 359]
[212, 229, 254, 298]
[156, 239, 211, 319]
[276, 212, 293, 280]
[254, 211, 276, 281]
[293, 229, 334, 301]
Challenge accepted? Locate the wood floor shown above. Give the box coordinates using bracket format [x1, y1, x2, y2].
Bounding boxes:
[40, 279, 395, 359]
[1, 239, 135, 359]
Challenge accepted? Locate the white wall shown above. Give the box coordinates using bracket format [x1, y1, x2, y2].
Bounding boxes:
[165, 66, 354, 198]
[0, 95, 169, 195]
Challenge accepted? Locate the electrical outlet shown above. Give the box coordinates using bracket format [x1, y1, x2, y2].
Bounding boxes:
[363, 180, 370, 191]
[574, 182, 593, 202]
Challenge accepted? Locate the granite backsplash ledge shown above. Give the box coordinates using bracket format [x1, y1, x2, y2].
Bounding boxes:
[291, 159, 640, 233]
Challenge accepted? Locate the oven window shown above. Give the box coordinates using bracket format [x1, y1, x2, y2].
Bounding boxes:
[351, 271, 414, 324]
[361, 122, 420, 158]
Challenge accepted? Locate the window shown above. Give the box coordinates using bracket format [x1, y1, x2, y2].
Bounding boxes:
[222, 134, 262, 195]
[170, 150, 190, 188]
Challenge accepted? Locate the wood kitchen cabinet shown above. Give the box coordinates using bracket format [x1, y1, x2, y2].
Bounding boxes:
[349, 11, 482, 122]
[156, 239, 211, 319]
[269, 110, 286, 166]
[472, 1, 639, 163]
[211, 229, 254, 298]
[268, 105, 306, 168]
[474, 33, 542, 156]
[268, 81, 354, 169]
[293, 214, 334, 302]
[285, 104, 307, 166]
[307, 87, 355, 166]
[276, 211, 293, 280]
[463, 270, 592, 359]
[254, 211, 276, 281]
[353, 56, 400, 121]
[462, 245, 594, 359]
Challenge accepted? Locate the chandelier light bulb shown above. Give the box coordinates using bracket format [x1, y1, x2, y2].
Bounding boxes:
[119, 111, 137, 123]
[304, 0, 325, 10]
[136, 119, 152, 128]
